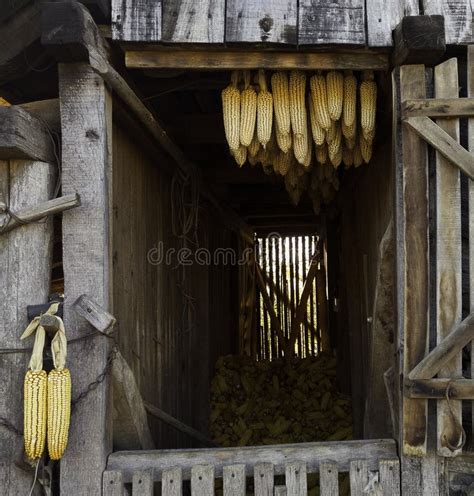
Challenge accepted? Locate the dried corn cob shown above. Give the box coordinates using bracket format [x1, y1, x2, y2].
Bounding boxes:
[363, 127, 375, 142]
[271, 72, 291, 136]
[293, 130, 308, 165]
[342, 118, 356, 141]
[310, 74, 331, 130]
[328, 122, 342, 161]
[326, 71, 344, 121]
[240, 71, 257, 147]
[360, 133, 373, 163]
[248, 131, 260, 157]
[289, 70, 307, 137]
[360, 71, 377, 139]
[278, 150, 292, 176]
[302, 122, 313, 169]
[343, 72, 357, 128]
[257, 70, 273, 148]
[275, 125, 292, 153]
[232, 145, 247, 167]
[344, 135, 356, 150]
[221, 71, 241, 151]
[308, 95, 325, 146]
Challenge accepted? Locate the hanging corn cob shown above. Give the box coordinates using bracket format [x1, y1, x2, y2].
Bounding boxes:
[275, 124, 292, 153]
[310, 74, 331, 130]
[360, 71, 377, 140]
[343, 72, 357, 128]
[232, 144, 247, 167]
[360, 133, 373, 163]
[328, 122, 342, 168]
[289, 70, 307, 137]
[240, 71, 257, 147]
[308, 95, 325, 146]
[248, 130, 260, 158]
[271, 71, 291, 136]
[221, 71, 241, 151]
[302, 121, 313, 170]
[326, 71, 344, 121]
[257, 70, 273, 148]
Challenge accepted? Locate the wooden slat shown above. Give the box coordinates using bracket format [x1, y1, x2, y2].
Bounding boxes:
[226, 0, 297, 44]
[403, 116, 474, 180]
[103, 471, 123, 496]
[254, 463, 274, 496]
[111, 0, 162, 41]
[349, 460, 368, 496]
[434, 57, 463, 457]
[107, 439, 397, 482]
[402, 98, 474, 118]
[132, 469, 154, 495]
[223, 464, 246, 495]
[285, 462, 307, 496]
[298, 0, 365, 45]
[125, 50, 389, 71]
[320, 462, 339, 496]
[379, 459, 400, 496]
[406, 379, 474, 400]
[422, 0, 472, 44]
[191, 465, 214, 495]
[162, 0, 225, 43]
[73, 294, 116, 335]
[162, 467, 182, 496]
[274, 487, 287, 496]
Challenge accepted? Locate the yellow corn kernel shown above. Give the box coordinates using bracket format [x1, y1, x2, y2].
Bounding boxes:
[360, 133, 373, 163]
[257, 70, 273, 148]
[310, 74, 331, 130]
[221, 71, 241, 151]
[24, 370, 47, 460]
[240, 71, 257, 147]
[47, 368, 71, 460]
[289, 70, 307, 137]
[327, 122, 342, 159]
[275, 127, 292, 154]
[231, 145, 247, 167]
[308, 95, 325, 146]
[360, 71, 377, 137]
[326, 71, 344, 121]
[271, 72, 291, 136]
[342, 118, 356, 141]
[343, 72, 357, 128]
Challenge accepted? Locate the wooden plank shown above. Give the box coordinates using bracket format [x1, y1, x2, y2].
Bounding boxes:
[406, 379, 474, 399]
[19, 99, 60, 133]
[132, 469, 154, 495]
[103, 471, 124, 496]
[223, 464, 246, 495]
[58, 63, 113, 495]
[0, 106, 55, 163]
[379, 459, 400, 496]
[403, 116, 474, 180]
[125, 50, 390, 71]
[162, 468, 182, 496]
[107, 439, 397, 482]
[298, 0, 365, 45]
[274, 487, 287, 496]
[162, 0, 225, 43]
[396, 64, 430, 457]
[285, 462, 307, 496]
[191, 465, 214, 495]
[349, 460, 368, 496]
[367, 0, 419, 47]
[111, 0, 162, 41]
[408, 314, 474, 380]
[422, 0, 472, 44]
[72, 294, 116, 335]
[226, 0, 297, 44]
[316, 266, 330, 352]
[434, 57, 463, 457]
[254, 463, 274, 496]
[402, 98, 474, 118]
[319, 461, 339, 496]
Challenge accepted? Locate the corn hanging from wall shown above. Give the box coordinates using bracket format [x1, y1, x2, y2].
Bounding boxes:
[232, 144, 247, 167]
[240, 71, 257, 147]
[310, 74, 331, 130]
[308, 95, 325, 146]
[343, 72, 357, 128]
[222, 71, 241, 151]
[360, 71, 377, 139]
[353, 142, 363, 167]
[275, 123, 292, 153]
[326, 71, 344, 121]
[248, 130, 260, 158]
[271, 71, 291, 136]
[360, 133, 373, 164]
[256, 70, 273, 148]
[289, 70, 307, 137]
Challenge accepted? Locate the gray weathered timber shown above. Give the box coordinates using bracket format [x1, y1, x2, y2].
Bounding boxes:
[107, 439, 397, 482]
[111, 0, 161, 41]
[162, 468, 182, 496]
[274, 487, 287, 496]
[320, 462, 339, 496]
[422, 0, 472, 44]
[0, 106, 55, 163]
[367, 0, 418, 47]
[191, 465, 214, 495]
[103, 470, 124, 496]
[0, 159, 54, 495]
[408, 314, 474, 380]
[223, 464, 246, 495]
[349, 460, 368, 496]
[59, 63, 113, 495]
[434, 58, 463, 457]
[226, 0, 297, 44]
[285, 462, 307, 496]
[379, 459, 401, 496]
[19, 99, 61, 133]
[402, 98, 474, 118]
[406, 378, 474, 399]
[132, 469, 154, 495]
[0, 193, 80, 234]
[404, 116, 474, 180]
[112, 351, 155, 450]
[73, 294, 116, 335]
[298, 0, 365, 45]
[162, 0, 225, 42]
[254, 463, 274, 495]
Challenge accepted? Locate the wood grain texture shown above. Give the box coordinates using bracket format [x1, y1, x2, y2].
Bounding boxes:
[132, 469, 154, 495]
[406, 378, 474, 399]
[102, 470, 123, 496]
[366, 0, 418, 46]
[422, 0, 472, 44]
[59, 63, 113, 495]
[191, 465, 214, 495]
[254, 463, 274, 495]
[402, 98, 474, 118]
[379, 459, 401, 495]
[274, 487, 287, 496]
[285, 462, 307, 496]
[19, 99, 60, 133]
[298, 0, 365, 45]
[72, 294, 116, 334]
[162, 468, 182, 496]
[434, 57, 463, 457]
[162, 0, 225, 42]
[226, 0, 297, 44]
[111, 0, 162, 41]
[319, 462, 339, 496]
[223, 464, 246, 495]
[349, 459, 368, 496]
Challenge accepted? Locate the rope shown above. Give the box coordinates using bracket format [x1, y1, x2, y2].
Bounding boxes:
[441, 380, 466, 452]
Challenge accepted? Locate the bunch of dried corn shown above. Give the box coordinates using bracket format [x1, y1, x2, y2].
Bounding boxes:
[222, 71, 241, 151]
[257, 70, 273, 148]
[240, 71, 257, 147]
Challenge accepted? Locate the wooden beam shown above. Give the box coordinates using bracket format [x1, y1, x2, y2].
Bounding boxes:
[408, 314, 474, 381]
[19, 99, 61, 133]
[402, 98, 474, 118]
[404, 116, 474, 180]
[125, 49, 390, 71]
[107, 439, 398, 483]
[0, 193, 80, 234]
[406, 379, 474, 400]
[72, 294, 117, 335]
[0, 106, 55, 163]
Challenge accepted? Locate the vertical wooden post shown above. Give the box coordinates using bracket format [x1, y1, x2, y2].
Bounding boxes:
[59, 63, 113, 495]
[316, 265, 330, 352]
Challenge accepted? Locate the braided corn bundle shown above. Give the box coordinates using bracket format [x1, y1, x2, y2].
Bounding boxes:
[289, 70, 307, 137]
[271, 71, 291, 136]
[310, 74, 331, 130]
[326, 71, 344, 121]
[308, 95, 325, 146]
[343, 72, 357, 128]
[257, 70, 273, 148]
[240, 71, 257, 147]
[360, 71, 377, 139]
[221, 71, 241, 151]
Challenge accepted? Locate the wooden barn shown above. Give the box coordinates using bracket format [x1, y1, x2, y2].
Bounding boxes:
[0, 0, 473, 494]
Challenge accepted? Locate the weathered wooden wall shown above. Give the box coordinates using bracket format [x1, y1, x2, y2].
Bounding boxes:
[112, 0, 472, 45]
[112, 119, 238, 449]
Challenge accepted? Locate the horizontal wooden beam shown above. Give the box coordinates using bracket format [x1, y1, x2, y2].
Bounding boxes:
[0, 193, 80, 234]
[125, 49, 390, 71]
[405, 379, 474, 399]
[0, 105, 56, 163]
[404, 116, 474, 180]
[72, 294, 116, 335]
[19, 99, 60, 133]
[107, 439, 397, 482]
[402, 98, 474, 118]
[408, 314, 474, 380]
